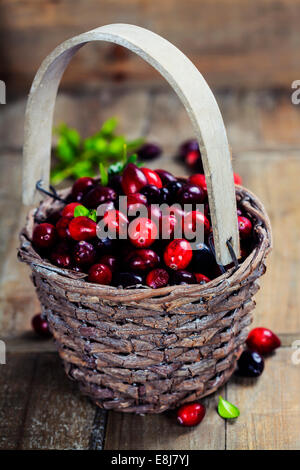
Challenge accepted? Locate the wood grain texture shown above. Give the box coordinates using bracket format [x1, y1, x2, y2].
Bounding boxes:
[105, 389, 226, 450]
[1, 0, 300, 93]
[19, 353, 96, 449]
[227, 349, 300, 450]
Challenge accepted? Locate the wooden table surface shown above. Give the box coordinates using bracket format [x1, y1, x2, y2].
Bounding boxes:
[0, 85, 299, 450]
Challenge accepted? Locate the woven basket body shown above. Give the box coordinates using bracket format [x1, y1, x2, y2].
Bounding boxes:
[19, 186, 271, 414]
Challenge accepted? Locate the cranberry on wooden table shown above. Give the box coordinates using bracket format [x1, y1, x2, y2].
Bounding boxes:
[32, 223, 56, 249]
[177, 403, 206, 427]
[88, 263, 112, 285]
[236, 350, 264, 377]
[246, 327, 281, 355]
[32, 313, 52, 338]
[137, 143, 162, 161]
[69, 216, 97, 241]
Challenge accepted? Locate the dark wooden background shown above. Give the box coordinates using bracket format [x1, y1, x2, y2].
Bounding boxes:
[0, 0, 300, 450]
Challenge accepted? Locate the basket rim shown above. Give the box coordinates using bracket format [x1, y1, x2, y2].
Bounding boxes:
[18, 185, 272, 304]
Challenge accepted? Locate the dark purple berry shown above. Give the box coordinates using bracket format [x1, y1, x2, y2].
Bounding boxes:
[171, 270, 196, 285]
[137, 143, 162, 161]
[236, 350, 265, 377]
[73, 241, 96, 266]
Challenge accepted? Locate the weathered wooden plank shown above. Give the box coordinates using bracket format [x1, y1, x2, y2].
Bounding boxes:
[234, 151, 300, 333]
[18, 352, 96, 449]
[105, 390, 225, 450]
[0, 353, 37, 449]
[1, 0, 300, 93]
[226, 348, 300, 449]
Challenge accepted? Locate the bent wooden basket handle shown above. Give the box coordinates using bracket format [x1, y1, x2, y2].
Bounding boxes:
[22, 23, 239, 265]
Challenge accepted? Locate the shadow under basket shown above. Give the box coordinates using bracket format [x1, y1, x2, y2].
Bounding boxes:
[18, 186, 272, 414]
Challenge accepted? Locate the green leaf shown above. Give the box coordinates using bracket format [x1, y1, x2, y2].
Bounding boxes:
[88, 209, 97, 222]
[56, 136, 75, 163]
[72, 160, 94, 178]
[108, 136, 126, 157]
[218, 396, 240, 419]
[107, 161, 124, 176]
[127, 153, 138, 165]
[99, 162, 108, 186]
[74, 205, 90, 218]
[100, 117, 118, 136]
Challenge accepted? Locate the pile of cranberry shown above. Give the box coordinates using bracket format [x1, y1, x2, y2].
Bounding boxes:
[32, 161, 253, 289]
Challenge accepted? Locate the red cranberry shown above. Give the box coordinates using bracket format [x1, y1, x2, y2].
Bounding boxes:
[62, 202, 82, 218]
[165, 181, 184, 203]
[155, 169, 177, 185]
[190, 242, 217, 277]
[103, 209, 129, 237]
[128, 217, 158, 248]
[246, 327, 281, 355]
[148, 205, 162, 224]
[238, 216, 252, 239]
[159, 187, 171, 204]
[184, 210, 210, 238]
[179, 139, 199, 158]
[121, 163, 147, 195]
[234, 173, 242, 185]
[73, 241, 96, 266]
[93, 237, 115, 255]
[137, 143, 162, 161]
[146, 268, 169, 288]
[185, 150, 201, 169]
[177, 403, 206, 427]
[127, 193, 148, 213]
[56, 216, 72, 240]
[125, 249, 160, 272]
[188, 174, 207, 199]
[88, 263, 112, 285]
[236, 350, 264, 377]
[164, 239, 192, 270]
[98, 254, 119, 272]
[83, 185, 117, 209]
[32, 313, 52, 338]
[194, 273, 211, 284]
[160, 214, 178, 239]
[50, 251, 71, 268]
[32, 223, 56, 249]
[71, 177, 94, 201]
[108, 174, 123, 194]
[140, 184, 161, 204]
[140, 168, 162, 188]
[171, 270, 196, 285]
[113, 272, 144, 288]
[178, 183, 205, 205]
[69, 216, 97, 241]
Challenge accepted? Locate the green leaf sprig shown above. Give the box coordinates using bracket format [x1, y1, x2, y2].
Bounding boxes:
[74, 205, 97, 222]
[217, 396, 240, 419]
[51, 118, 144, 185]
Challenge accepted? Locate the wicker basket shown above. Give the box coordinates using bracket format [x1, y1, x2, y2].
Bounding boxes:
[18, 24, 272, 414]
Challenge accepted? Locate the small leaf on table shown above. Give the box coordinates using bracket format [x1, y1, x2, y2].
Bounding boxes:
[218, 396, 240, 419]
